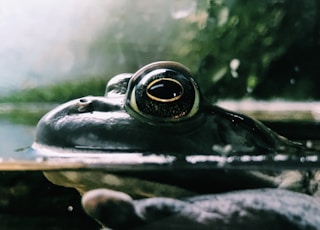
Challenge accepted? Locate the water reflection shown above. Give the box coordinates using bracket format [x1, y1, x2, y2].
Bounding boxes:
[0, 119, 34, 160]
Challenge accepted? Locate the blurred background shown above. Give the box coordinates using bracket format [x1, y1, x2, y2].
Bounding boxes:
[1, 0, 319, 102]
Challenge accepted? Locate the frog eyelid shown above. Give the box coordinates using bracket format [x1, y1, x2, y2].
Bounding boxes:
[105, 73, 132, 97]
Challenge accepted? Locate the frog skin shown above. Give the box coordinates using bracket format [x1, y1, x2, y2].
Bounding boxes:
[32, 61, 317, 198]
[34, 62, 299, 155]
[81, 188, 320, 230]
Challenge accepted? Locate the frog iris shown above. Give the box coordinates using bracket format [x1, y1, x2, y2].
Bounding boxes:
[125, 62, 200, 123]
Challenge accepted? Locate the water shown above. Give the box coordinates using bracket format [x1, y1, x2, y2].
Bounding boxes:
[0, 119, 34, 159]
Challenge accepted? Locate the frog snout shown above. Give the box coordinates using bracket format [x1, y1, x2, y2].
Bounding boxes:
[76, 96, 123, 113]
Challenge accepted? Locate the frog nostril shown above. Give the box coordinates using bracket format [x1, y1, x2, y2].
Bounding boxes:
[78, 98, 93, 112]
[80, 98, 89, 103]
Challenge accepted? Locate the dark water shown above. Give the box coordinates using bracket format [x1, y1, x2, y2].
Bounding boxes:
[0, 116, 98, 229]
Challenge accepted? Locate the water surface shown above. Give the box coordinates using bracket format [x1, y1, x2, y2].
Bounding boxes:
[0, 119, 34, 160]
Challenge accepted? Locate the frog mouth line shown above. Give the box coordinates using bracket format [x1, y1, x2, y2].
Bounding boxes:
[30, 142, 320, 171]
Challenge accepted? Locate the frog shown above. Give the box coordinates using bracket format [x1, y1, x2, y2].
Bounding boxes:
[32, 61, 319, 198]
[81, 188, 320, 230]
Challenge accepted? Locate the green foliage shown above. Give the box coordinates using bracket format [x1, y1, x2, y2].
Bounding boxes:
[0, 77, 108, 125]
[0, 108, 46, 126]
[0, 77, 107, 103]
[193, 0, 319, 100]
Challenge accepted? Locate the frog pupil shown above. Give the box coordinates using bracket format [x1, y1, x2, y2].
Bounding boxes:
[147, 79, 183, 102]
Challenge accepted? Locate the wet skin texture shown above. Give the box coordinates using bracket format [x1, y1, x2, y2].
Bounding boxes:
[34, 61, 308, 195]
[34, 61, 301, 156]
[82, 188, 320, 230]
[32, 62, 319, 228]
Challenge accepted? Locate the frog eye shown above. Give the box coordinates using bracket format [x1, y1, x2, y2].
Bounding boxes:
[125, 61, 200, 123]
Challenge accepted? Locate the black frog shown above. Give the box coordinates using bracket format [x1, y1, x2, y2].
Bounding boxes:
[34, 61, 300, 156]
[32, 61, 320, 229]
